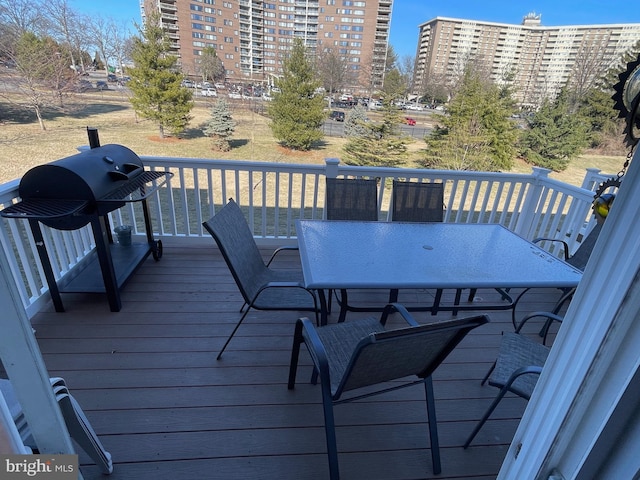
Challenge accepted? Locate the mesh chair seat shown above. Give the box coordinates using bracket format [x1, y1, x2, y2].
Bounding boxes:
[304, 316, 385, 395]
[464, 311, 562, 448]
[489, 332, 549, 398]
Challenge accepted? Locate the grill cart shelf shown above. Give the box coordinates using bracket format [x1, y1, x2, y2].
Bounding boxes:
[1, 143, 172, 312]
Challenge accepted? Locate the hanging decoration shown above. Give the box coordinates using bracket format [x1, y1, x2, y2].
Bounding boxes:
[590, 55, 640, 215]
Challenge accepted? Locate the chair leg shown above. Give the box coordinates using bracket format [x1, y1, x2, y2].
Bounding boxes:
[321, 390, 340, 480]
[453, 289, 462, 315]
[424, 376, 441, 475]
[217, 308, 251, 360]
[388, 288, 399, 303]
[288, 321, 304, 389]
[481, 361, 496, 386]
[463, 384, 511, 448]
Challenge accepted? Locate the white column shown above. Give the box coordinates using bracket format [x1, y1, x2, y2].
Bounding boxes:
[0, 238, 78, 461]
[498, 146, 640, 479]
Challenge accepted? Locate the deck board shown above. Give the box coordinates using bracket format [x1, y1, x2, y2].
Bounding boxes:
[25, 244, 567, 479]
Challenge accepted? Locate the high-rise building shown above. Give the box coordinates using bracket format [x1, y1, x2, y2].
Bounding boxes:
[141, 0, 392, 92]
[414, 13, 640, 107]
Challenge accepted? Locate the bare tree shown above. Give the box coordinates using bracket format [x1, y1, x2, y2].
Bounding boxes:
[397, 54, 415, 100]
[0, 0, 47, 59]
[111, 20, 133, 77]
[568, 38, 610, 112]
[421, 70, 448, 105]
[0, 0, 47, 37]
[198, 46, 225, 83]
[2, 32, 74, 130]
[88, 16, 118, 79]
[43, 0, 81, 71]
[315, 47, 353, 97]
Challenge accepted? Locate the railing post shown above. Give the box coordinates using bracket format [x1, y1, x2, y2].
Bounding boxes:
[581, 168, 603, 191]
[325, 158, 340, 179]
[514, 167, 551, 238]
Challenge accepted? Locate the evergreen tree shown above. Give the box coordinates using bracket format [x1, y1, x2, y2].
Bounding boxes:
[578, 87, 623, 148]
[519, 87, 590, 172]
[342, 70, 410, 167]
[420, 69, 518, 171]
[268, 38, 325, 151]
[203, 99, 235, 151]
[128, 13, 193, 138]
[344, 105, 369, 137]
[342, 127, 409, 167]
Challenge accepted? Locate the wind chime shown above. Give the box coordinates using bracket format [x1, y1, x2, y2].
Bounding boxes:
[597, 55, 640, 218]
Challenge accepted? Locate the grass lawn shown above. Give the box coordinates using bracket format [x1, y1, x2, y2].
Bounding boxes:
[0, 90, 629, 186]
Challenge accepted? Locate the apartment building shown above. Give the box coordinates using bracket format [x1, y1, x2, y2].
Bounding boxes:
[414, 13, 640, 107]
[141, 0, 392, 91]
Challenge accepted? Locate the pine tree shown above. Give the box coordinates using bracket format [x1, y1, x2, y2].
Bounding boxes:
[203, 99, 235, 151]
[420, 69, 518, 171]
[344, 105, 369, 137]
[342, 79, 410, 167]
[520, 87, 590, 171]
[268, 38, 325, 151]
[128, 13, 193, 138]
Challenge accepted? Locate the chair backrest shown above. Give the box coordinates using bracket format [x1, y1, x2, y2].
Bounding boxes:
[325, 178, 378, 221]
[335, 315, 489, 397]
[391, 180, 444, 222]
[202, 199, 268, 303]
[568, 222, 602, 271]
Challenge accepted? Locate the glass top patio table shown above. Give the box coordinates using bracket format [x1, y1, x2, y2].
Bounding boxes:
[296, 220, 583, 320]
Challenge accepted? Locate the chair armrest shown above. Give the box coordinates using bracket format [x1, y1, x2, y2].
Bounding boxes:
[516, 311, 563, 331]
[266, 245, 299, 267]
[532, 237, 570, 260]
[380, 303, 420, 327]
[294, 317, 331, 384]
[516, 311, 564, 345]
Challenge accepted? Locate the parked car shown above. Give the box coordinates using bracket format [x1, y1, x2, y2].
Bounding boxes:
[181, 79, 194, 88]
[96, 81, 109, 90]
[107, 74, 117, 82]
[403, 117, 416, 126]
[330, 110, 345, 122]
[76, 79, 93, 92]
[200, 88, 218, 97]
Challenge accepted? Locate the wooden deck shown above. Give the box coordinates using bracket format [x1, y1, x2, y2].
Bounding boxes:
[28, 244, 567, 480]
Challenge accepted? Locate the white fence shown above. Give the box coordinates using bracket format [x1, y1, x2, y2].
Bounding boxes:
[0, 156, 614, 318]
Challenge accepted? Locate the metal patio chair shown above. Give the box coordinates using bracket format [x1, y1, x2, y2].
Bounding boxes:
[288, 303, 489, 479]
[203, 198, 319, 359]
[390, 180, 444, 223]
[0, 377, 113, 474]
[325, 177, 379, 315]
[509, 222, 603, 328]
[325, 177, 378, 221]
[464, 311, 563, 448]
[389, 180, 454, 307]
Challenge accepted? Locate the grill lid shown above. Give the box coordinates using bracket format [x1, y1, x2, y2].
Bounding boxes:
[1, 144, 172, 230]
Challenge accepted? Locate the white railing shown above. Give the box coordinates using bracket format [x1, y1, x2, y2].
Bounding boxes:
[0, 156, 615, 318]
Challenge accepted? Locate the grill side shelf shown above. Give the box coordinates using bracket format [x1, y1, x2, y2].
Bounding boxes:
[100, 171, 173, 202]
[0, 199, 89, 219]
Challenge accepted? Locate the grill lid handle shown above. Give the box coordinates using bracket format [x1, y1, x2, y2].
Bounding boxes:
[108, 171, 130, 181]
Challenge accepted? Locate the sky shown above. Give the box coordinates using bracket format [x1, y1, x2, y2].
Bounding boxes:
[71, 0, 640, 59]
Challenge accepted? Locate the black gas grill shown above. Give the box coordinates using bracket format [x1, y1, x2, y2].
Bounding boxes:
[0, 134, 172, 312]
